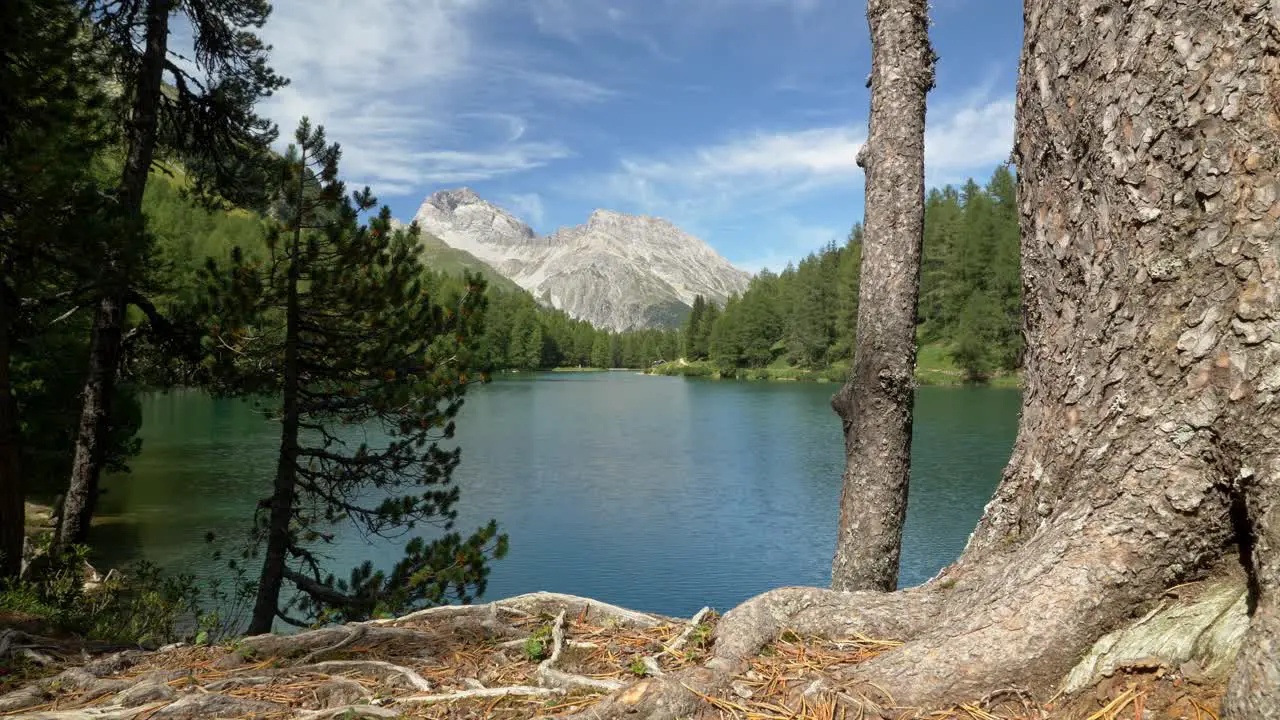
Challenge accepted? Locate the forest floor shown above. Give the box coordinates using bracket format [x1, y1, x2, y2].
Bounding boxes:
[0, 592, 1226, 720]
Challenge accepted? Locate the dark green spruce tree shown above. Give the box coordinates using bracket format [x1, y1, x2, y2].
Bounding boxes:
[59, 0, 285, 549]
[682, 295, 706, 360]
[204, 120, 505, 633]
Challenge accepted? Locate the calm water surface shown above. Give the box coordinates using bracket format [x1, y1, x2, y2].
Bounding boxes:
[97, 372, 1019, 618]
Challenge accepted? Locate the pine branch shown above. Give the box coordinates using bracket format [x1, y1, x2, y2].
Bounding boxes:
[283, 567, 358, 609]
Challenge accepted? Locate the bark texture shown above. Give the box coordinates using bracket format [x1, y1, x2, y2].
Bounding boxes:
[59, 0, 170, 549]
[830, 0, 934, 593]
[59, 295, 124, 547]
[0, 269, 21, 579]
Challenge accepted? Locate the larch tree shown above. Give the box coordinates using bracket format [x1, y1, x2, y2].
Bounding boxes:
[829, 0, 934, 592]
[58, 0, 284, 549]
[576, 0, 1279, 716]
[204, 119, 506, 635]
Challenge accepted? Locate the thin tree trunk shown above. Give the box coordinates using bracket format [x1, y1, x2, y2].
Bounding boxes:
[830, 0, 933, 592]
[59, 0, 169, 549]
[0, 272, 23, 580]
[247, 150, 305, 635]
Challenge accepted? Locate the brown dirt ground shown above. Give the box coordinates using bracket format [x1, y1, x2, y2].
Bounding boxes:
[0, 612, 1227, 719]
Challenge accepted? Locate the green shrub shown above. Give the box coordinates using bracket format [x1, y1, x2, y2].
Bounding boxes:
[1, 539, 253, 646]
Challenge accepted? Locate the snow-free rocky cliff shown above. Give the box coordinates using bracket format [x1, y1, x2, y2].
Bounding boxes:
[410, 188, 750, 331]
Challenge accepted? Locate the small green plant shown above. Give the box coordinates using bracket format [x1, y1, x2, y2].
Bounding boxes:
[628, 658, 648, 677]
[688, 622, 714, 648]
[522, 625, 553, 662]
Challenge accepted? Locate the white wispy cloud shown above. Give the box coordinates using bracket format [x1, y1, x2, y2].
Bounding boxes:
[504, 69, 616, 103]
[526, 0, 821, 45]
[500, 192, 548, 227]
[574, 90, 1013, 223]
[255, 0, 595, 199]
[734, 219, 842, 274]
[529, 0, 628, 41]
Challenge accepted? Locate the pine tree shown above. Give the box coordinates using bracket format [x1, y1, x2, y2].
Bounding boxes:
[831, 226, 863, 362]
[204, 119, 505, 633]
[709, 293, 744, 370]
[682, 295, 706, 360]
[60, 0, 286, 549]
[590, 332, 612, 369]
[986, 164, 1023, 369]
[697, 302, 720, 361]
[918, 188, 962, 337]
[787, 254, 833, 368]
[738, 271, 784, 368]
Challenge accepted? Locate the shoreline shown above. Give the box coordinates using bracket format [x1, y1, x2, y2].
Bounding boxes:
[645, 360, 1022, 388]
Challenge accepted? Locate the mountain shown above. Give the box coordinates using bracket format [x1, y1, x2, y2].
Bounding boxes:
[390, 218, 524, 295]
[410, 188, 751, 331]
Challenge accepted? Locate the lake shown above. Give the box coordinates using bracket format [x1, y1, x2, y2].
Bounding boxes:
[96, 372, 1020, 619]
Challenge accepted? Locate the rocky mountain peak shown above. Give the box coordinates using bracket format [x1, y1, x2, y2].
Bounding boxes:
[428, 187, 484, 210]
[409, 188, 750, 331]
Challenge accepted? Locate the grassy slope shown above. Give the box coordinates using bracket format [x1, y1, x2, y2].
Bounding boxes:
[416, 232, 525, 295]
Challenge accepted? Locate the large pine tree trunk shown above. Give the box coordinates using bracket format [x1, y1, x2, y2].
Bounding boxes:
[573, 0, 1279, 715]
[830, 0, 933, 592]
[821, 0, 1278, 708]
[0, 270, 22, 579]
[59, 0, 169, 548]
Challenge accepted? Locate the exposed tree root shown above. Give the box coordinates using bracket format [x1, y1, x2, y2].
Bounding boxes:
[287, 660, 434, 692]
[15, 702, 169, 720]
[147, 693, 284, 719]
[294, 624, 367, 665]
[2, 587, 1245, 718]
[296, 704, 401, 719]
[376, 591, 675, 630]
[239, 625, 431, 657]
[0, 592, 710, 718]
[661, 606, 711, 656]
[537, 611, 626, 692]
[573, 586, 937, 719]
[397, 685, 564, 704]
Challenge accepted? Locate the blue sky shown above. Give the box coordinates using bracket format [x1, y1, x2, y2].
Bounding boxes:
[254, 0, 1022, 273]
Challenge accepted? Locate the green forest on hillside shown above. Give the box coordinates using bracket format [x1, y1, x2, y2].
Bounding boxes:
[144, 164, 1022, 380]
[141, 176, 679, 372]
[666, 164, 1022, 382]
[142, 164, 1022, 379]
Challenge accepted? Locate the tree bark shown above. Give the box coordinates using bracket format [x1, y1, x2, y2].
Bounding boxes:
[247, 149, 305, 635]
[59, 0, 169, 549]
[830, 0, 933, 592]
[0, 271, 22, 579]
[831, 0, 1280, 707]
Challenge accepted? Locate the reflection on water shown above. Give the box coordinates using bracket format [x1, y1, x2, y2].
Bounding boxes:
[98, 375, 1020, 617]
